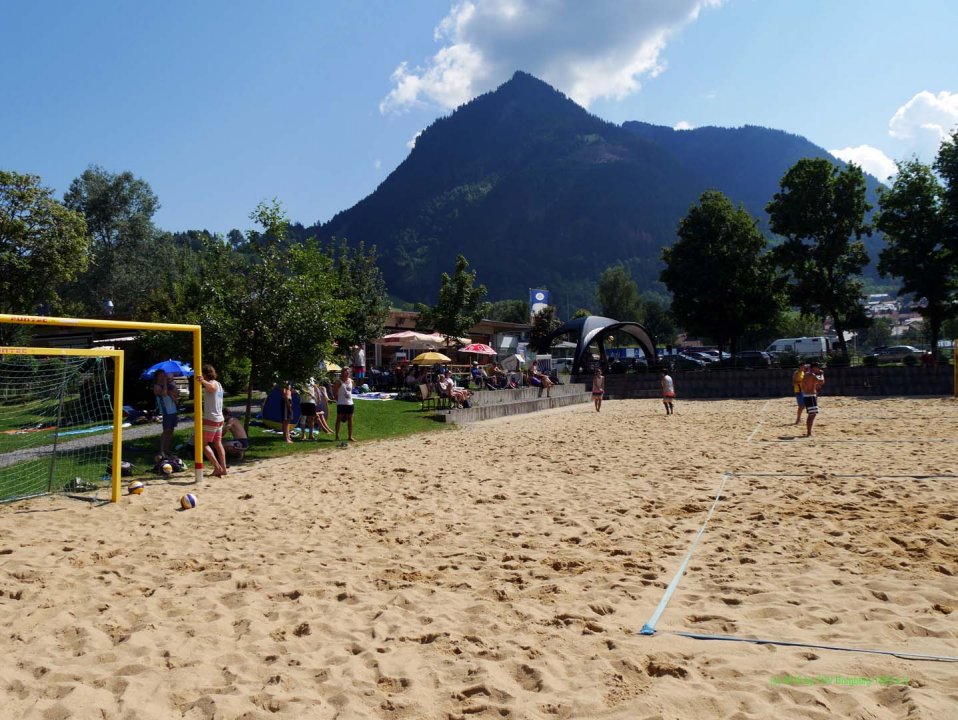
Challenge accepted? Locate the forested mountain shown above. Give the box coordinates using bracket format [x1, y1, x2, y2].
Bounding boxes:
[304, 71, 884, 309]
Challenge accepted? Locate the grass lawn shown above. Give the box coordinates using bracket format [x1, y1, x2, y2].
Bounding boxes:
[121, 396, 447, 478]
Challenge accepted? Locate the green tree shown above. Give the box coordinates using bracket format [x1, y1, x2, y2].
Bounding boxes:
[774, 309, 822, 339]
[641, 296, 675, 346]
[416, 255, 489, 347]
[529, 306, 561, 354]
[571, 308, 591, 319]
[0, 170, 89, 314]
[859, 317, 893, 351]
[228, 200, 346, 426]
[936, 128, 958, 231]
[62, 165, 170, 316]
[662, 190, 783, 355]
[876, 158, 956, 361]
[330, 238, 389, 351]
[596, 264, 642, 321]
[766, 158, 872, 360]
[487, 299, 530, 323]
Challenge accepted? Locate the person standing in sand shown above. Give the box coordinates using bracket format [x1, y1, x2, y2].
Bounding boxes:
[198, 364, 227, 477]
[800, 362, 825, 437]
[660, 368, 675, 415]
[281, 381, 294, 444]
[333, 367, 355, 442]
[592, 367, 605, 412]
[152, 369, 179, 457]
[792, 362, 809, 425]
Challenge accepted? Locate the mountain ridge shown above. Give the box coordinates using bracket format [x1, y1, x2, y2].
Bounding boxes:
[302, 71, 883, 308]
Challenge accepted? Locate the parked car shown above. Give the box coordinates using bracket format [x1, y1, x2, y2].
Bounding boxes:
[686, 350, 719, 364]
[727, 350, 774, 368]
[866, 345, 928, 364]
[666, 353, 708, 371]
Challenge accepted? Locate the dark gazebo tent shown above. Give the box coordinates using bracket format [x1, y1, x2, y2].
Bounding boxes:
[543, 316, 657, 375]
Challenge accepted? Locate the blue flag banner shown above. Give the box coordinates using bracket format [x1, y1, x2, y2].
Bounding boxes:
[530, 288, 549, 315]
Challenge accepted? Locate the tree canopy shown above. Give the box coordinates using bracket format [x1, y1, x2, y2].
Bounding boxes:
[486, 299, 530, 324]
[62, 165, 174, 317]
[528, 306, 561, 354]
[876, 157, 956, 361]
[766, 158, 872, 359]
[0, 170, 89, 314]
[662, 190, 782, 354]
[596, 265, 642, 321]
[416, 255, 489, 346]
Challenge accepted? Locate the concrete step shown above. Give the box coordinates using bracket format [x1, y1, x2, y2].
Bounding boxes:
[468, 382, 586, 407]
[434, 383, 591, 423]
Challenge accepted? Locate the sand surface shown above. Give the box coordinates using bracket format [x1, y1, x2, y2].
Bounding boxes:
[1, 396, 956, 719]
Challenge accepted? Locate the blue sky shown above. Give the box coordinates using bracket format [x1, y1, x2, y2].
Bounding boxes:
[3, 0, 956, 235]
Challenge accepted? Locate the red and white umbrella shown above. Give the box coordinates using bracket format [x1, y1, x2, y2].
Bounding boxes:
[458, 343, 497, 356]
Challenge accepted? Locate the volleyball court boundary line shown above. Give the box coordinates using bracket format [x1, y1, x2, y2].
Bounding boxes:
[637, 398, 958, 662]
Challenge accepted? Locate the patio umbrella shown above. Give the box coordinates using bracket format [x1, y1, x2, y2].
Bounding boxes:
[458, 343, 497, 356]
[321, 361, 342, 373]
[412, 351, 452, 365]
[140, 359, 194, 379]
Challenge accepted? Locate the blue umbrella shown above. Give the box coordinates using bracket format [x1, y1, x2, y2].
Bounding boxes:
[141, 359, 195, 379]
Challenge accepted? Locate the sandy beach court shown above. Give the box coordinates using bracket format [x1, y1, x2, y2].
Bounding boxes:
[1, 396, 956, 719]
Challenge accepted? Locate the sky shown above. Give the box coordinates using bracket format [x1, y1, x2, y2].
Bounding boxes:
[3, 0, 957, 236]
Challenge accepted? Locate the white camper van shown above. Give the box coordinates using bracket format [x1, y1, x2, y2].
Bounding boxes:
[765, 337, 829, 356]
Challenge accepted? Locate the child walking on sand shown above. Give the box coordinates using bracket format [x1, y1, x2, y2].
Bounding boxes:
[592, 368, 605, 412]
[660, 369, 675, 415]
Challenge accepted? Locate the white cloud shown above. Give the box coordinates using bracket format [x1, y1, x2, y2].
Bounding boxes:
[888, 90, 958, 155]
[406, 130, 424, 149]
[373, 159, 382, 170]
[674, 120, 694, 130]
[829, 145, 898, 184]
[380, 0, 724, 113]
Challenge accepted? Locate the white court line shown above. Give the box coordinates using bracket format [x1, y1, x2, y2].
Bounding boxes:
[729, 471, 958, 479]
[761, 438, 958, 444]
[746, 399, 771, 443]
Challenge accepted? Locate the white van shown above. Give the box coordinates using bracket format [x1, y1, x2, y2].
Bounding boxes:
[765, 337, 829, 356]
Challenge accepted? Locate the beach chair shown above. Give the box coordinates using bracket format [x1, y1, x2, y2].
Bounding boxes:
[418, 384, 437, 411]
[432, 381, 453, 410]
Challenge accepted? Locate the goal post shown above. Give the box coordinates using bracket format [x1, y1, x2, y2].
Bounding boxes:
[0, 345, 123, 502]
[0, 314, 204, 492]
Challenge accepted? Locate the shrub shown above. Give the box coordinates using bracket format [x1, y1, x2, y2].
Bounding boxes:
[862, 355, 878, 367]
[777, 352, 799, 369]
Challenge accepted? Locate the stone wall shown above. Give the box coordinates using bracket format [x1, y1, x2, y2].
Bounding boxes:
[594, 365, 955, 400]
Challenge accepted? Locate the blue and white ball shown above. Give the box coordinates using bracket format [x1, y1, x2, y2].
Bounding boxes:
[179, 493, 197, 510]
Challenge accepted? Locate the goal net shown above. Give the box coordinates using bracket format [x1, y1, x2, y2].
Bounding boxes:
[0, 348, 122, 503]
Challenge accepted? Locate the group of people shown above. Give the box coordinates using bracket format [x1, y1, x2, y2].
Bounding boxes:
[153, 363, 362, 479]
[281, 377, 334, 443]
[280, 368, 357, 443]
[153, 364, 246, 478]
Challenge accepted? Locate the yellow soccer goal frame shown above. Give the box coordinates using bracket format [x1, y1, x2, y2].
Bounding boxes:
[1, 314, 204, 500]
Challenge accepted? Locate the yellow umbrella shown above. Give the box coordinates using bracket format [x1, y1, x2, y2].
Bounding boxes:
[323, 361, 342, 372]
[412, 351, 452, 365]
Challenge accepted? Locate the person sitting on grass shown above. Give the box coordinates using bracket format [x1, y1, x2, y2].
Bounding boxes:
[222, 408, 249, 460]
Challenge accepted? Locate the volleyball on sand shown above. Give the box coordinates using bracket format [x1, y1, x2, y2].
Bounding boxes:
[128, 481, 145, 495]
[162, 462, 173, 474]
[179, 493, 197, 509]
